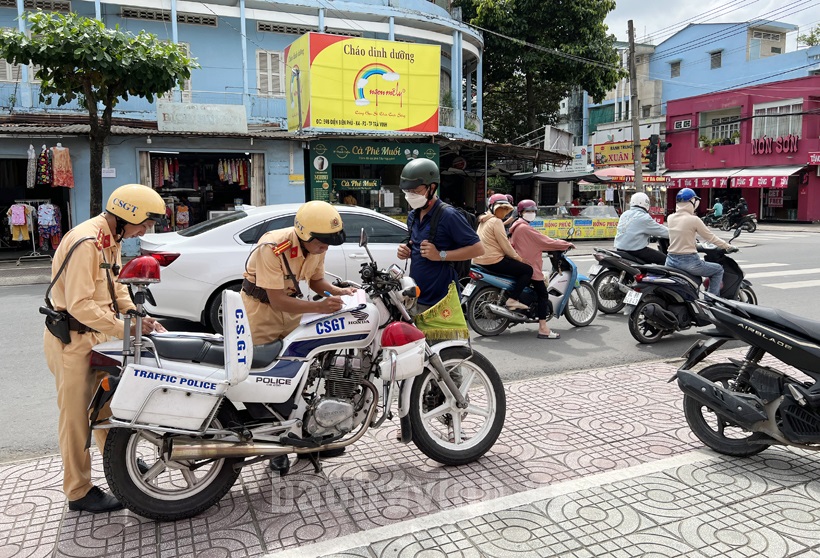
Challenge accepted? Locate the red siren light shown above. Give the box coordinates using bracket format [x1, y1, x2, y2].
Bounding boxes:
[118, 255, 161, 284]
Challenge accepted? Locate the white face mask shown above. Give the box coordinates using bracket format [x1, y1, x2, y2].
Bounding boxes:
[404, 191, 428, 210]
[522, 212, 537, 222]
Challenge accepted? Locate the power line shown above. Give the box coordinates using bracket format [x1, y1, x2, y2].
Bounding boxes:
[639, 0, 756, 44]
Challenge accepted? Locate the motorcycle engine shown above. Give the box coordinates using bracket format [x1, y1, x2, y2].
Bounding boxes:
[304, 352, 372, 437]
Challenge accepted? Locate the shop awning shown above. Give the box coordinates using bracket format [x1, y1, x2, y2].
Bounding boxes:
[664, 169, 742, 189]
[729, 166, 806, 189]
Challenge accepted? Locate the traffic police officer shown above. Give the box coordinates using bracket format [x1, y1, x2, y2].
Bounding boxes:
[242, 200, 354, 473]
[44, 184, 167, 513]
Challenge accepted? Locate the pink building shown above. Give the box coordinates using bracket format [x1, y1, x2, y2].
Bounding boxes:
[664, 75, 820, 222]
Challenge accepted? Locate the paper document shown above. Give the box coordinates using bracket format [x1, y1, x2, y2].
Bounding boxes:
[299, 290, 368, 324]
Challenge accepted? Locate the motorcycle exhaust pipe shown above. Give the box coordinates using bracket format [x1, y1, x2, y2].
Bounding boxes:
[676, 370, 767, 429]
[643, 303, 679, 330]
[170, 381, 379, 461]
[485, 303, 528, 323]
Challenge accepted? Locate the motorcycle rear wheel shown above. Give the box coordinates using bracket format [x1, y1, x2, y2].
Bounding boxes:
[628, 295, 669, 344]
[564, 281, 598, 326]
[683, 364, 770, 456]
[720, 221, 732, 232]
[103, 404, 244, 521]
[409, 347, 506, 465]
[736, 286, 758, 305]
[466, 287, 509, 337]
[593, 270, 627, 314]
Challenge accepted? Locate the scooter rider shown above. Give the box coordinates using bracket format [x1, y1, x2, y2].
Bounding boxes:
[509, 199, 575, 339]
[727, 197, 748, 228]
[44, 184, 168, 513]
[242, 200, 356, 475]
[613, 192, 669, 265]
[666, 188, 737, 296]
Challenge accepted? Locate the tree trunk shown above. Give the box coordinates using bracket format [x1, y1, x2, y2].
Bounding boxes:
[525, 72, 536, 132]
[88, 131, 105, 216]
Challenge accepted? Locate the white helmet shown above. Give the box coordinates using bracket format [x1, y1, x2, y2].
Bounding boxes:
[630, 192, 650, 211]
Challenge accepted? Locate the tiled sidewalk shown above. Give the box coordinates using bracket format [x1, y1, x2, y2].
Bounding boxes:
[1, 348, 816, 558]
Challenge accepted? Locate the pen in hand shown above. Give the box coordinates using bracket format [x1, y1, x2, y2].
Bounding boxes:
[324, 291, 333, 297]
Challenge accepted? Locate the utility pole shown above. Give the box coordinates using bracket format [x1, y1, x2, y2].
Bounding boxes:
[628, 20, 644, 193]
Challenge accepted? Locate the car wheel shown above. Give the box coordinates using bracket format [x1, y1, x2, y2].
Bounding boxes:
[207, 283, 242, 334]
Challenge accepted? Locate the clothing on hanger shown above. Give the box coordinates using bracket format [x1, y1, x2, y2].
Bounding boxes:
[51, 145, 75, 188]
[26, 145, 36, 189]
[36, 146, 52, 186]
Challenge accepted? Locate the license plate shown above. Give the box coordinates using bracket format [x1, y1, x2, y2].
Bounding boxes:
[461, 282, 476, 297]
[588, 264, 602, 276]
[624, 289, 642, 305]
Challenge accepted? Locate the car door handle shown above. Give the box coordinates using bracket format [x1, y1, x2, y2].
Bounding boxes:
[348, 253, 370, 259]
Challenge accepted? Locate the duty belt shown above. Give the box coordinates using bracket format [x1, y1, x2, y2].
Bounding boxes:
[67, 314, 97, 334]
[242, 278, 270, 303]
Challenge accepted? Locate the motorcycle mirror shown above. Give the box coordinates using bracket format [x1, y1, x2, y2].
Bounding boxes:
[731, 227, 742, 241]
[359, 228, 368, 247]
[567, 227, 576, 239]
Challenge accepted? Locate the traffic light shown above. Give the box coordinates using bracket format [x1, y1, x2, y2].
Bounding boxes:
[648, 134, 659, 172]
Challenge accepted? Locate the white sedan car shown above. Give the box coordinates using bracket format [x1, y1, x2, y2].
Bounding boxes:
[140, 204, 408, 332]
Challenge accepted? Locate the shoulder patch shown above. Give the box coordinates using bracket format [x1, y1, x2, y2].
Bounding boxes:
[272, 240, 292, 256]
[95, 229, 111, 250]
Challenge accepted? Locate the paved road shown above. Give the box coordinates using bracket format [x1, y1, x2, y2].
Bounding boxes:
[1, 225, 817, 462]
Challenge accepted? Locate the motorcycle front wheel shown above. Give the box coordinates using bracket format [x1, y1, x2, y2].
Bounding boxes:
[409, 347, 506, 466]
[742, 220, 757, 233]
[683, 364, 770, 456]
[736, 286, 758, 305]
[593, 270, 627, 314]
[628, 295, 669, 344]
[466, 287, 509, 337]
[564, 281, 598, 326]
[720, 221, 732, 232]
[103, 404, 244, 521]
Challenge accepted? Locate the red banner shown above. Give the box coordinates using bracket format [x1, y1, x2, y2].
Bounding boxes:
[730, 175, 790, 189]
[669, 176, 729, 189]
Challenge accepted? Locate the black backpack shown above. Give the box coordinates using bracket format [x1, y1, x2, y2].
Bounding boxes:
[407, 202, 478, 280]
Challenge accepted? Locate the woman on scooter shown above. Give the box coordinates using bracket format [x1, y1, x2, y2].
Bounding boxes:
[473, 194, 532, 311]
[509, 199, 575, 339]
[666, 188, 736, 296]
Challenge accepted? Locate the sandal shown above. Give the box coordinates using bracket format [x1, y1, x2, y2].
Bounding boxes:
[537, 331, 560, 339]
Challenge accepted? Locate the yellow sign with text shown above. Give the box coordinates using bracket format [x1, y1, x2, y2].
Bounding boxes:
[594, 140, 650, 167]
[532, 218, 619, 239]
[285, 33, 440, 133]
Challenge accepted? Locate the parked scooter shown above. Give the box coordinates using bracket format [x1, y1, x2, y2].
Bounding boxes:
[462, 246, 598, 336]
[88, 230, 505, 521]
[624, 228, 757, 344]
[721, 211, 757, 233]
[588, 237, 669, 314]
[671, 294, 820, 456]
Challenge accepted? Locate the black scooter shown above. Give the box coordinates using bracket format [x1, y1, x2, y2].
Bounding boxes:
[624, 228, 757, 344]
[721, 211, 757, 233]
[671, 294, 820, 456]
[589, 237, 669, 314]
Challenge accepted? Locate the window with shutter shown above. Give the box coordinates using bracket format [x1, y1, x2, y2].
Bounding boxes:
[257, 50, 284, 96]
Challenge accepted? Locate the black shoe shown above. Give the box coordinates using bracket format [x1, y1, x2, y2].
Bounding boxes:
[68, 486, 124, 513]
[269, 454, 290, 475]
[137, 458, 150, 475]
[297, 446, 346, 460]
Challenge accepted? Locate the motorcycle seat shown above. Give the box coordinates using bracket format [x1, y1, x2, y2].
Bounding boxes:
[635, 264, 703, 286]
[472, 264, 517, 279]
[149, 335, 283, 369]
[721, 299, 820, 343]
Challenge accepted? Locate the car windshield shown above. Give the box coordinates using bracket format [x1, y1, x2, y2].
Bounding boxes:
[178, 211, 249, 237]
[579, 206, 619, 218]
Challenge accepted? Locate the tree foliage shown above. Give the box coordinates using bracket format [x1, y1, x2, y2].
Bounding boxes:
[456, 0, 623, 143]
[798, 26, 820, 47]
[0, 12, 198, 215]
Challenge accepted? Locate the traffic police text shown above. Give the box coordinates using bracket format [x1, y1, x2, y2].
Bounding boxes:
[133, 369, 218, 391]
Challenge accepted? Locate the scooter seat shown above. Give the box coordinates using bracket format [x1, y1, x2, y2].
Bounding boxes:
[472, 264, 517, 279]
[636, 264, 703, 286]
[149, 335, 283, 369]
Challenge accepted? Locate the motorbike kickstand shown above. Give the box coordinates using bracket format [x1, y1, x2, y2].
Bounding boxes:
[307, 453, 322, 473]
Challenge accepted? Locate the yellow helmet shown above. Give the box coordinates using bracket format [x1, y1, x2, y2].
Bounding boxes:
[294, 201, 346, 245]
[106, 184, 166, 225]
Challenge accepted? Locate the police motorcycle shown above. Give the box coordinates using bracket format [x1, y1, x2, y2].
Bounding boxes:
[588, 237, 669, 315]
[671, 293, 820, 457]
[462, 232, 598, 337]
[88, 229, 506, 521]
[624, 228, 757, 344]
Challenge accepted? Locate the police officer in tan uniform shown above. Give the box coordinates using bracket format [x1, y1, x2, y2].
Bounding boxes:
[242, 201, 354, 473]
[44, 184, 167, 513]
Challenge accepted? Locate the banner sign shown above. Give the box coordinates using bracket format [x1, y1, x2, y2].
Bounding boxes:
[285, 33, 440, 133]
[730, 175, 790, 189]
[332, 178, 381, 190]
[309, 140, 438, 202]
[808, 152, 820, 165]
[668, 176, 730, 189]
[593, 140, 650, 167]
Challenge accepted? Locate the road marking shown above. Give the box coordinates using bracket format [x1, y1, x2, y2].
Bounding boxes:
[763, 279, 820, 290]
[745, 268, 820, 279]
[740, 263, 788, 269]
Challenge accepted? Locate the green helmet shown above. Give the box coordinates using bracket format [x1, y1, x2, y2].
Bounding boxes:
[399, 158, 440, 190]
